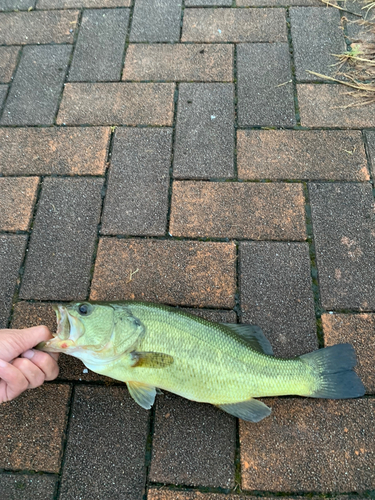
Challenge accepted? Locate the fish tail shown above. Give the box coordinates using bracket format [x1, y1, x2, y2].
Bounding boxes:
[299, 343, 365, 399]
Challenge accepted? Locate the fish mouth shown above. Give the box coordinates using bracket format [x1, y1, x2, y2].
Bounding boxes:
[37, 304, 84, 353]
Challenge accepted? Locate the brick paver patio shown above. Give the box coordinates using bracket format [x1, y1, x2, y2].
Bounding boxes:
[0, 0, 374, 498]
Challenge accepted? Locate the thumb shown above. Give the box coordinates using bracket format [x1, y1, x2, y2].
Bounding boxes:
[0, 326, 53, 363]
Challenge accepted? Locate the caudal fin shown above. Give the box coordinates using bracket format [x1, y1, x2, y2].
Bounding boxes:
[299, 344, 365, 399]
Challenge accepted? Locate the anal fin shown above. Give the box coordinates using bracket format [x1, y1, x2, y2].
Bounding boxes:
[127, 381, 157, 410]
[218, 398, 271, 422]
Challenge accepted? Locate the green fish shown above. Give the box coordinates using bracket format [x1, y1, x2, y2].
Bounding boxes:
[37, 301, 365, 422]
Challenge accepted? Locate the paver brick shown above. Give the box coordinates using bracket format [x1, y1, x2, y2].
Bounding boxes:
[0, 177, 39, 231]
[130, 0, 182, 42]
[182, 8, 287, 42]
[237, 130, 369, 181]
[322, 313, 375, 394]
[0, 45, 71, 126]
[101, 128, 172, 236]
[148, 492, 242, 500]
[0, 384, 71, 472]
[170, 181, 306, 240]
[0, 127, 110, 175]
[57, 82, 175, 125]
[150, 392, 236, 488]
[173, 83, 234, 179]
[183, 308, 237, 323]
[123, 44, 233, 82]
[0, 474, 56, 500]
[237, 43, 295, 127]
[90, 238, 236, 308]
[0, 235, 27, 328]
[298, 84, 375, 127]
[366, 131, 375, 178]
[0, 46, 20, 83]
[240, 242, 317, 357]
[240, 398, 375, 491]
[290, 7, 345, 81]
[0, 84, 8, 110]
[185, 0, 231, 5]
[0, 10, 78, 44]
[37, 0, 130, 7]
[238, 0, 321, 4]
[59, 386, 149, 499]
[0, 0, 35, 11]
[69, 8, 129, 82]
[20, 177, 103, 301]
[309, 182, 375, 311]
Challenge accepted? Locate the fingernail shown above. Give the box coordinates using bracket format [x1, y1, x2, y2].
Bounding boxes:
[22, 350, 35, 359]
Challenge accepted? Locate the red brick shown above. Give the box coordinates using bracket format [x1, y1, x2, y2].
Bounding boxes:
[0, 46, 20, 83]
[322, 313, 375, 394]
[0, 177, 39, 231]
[90, 238, 236, 308]
[170, 181, 306, 240]
[57, 83, 175, 125]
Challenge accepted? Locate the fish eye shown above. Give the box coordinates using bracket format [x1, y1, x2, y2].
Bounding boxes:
[78, 304, 89, 315]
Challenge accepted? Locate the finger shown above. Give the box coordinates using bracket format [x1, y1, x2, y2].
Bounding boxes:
[11, 326, 53, 358]
[0, 359, 28, 403]
[22, 350, 59, 381]
[12, 358, 45, 389]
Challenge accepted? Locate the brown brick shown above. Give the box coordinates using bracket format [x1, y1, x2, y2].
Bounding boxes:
[240, 398, 375, 491]
[101, 128, 172, 236]
[11, 302, 112, 383]
[366, 131, 375, 178]
[0, 46, 20, 83]
[170, 181, 306, 241]
[90, 238, 236, 308]
[181, 8, 287, 42]
[0, 474, 57, 500]
[150, 393, 236, 488]
[57, 83, 175, 125]
[322, 313, 375, 394]
[298, 84, 375, 127]
[237, 130, 369, 181]
[123, 44, 233, 82]
[0, 127, 110, 175]
[37, 0, 130, 7]
[0, 384, 71, 472]
[0, 177, 39, 231]
[0, 10, 79, 45]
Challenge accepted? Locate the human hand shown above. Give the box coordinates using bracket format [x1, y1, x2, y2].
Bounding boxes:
[0, 326, 59, 404]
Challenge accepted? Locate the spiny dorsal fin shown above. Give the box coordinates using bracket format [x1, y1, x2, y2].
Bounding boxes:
[131, 351, 174, 368]
[127, 381, 156, 409]
[221, 323, 274, 355]
[218, 398, 272, 422]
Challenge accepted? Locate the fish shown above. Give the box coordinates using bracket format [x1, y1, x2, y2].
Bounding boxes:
[36, 301, 365, 422]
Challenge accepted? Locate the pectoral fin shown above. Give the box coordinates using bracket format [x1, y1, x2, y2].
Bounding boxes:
[218, 398, 271, 422]
[131, 351, 174, 368]
[127, 381, 157, 410]
[221, 323, 274, 355]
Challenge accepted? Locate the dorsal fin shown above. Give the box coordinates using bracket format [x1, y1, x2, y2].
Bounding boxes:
[221, 323, 274, 355]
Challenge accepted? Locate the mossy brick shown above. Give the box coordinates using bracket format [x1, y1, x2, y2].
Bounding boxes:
[309, 182, 375, 310]
[57, 82, 175, 125]
[173, 83, 234, 179]
[59, 386, 149, 499]
[0, 127, 110, 175]
[0, 474, 56, 500]
[20, 177, 103, 301]
[0, 46, 20, 83]
[0, 45, 71, 126]
[240, 242, 317, 358]
[150, 392, 236, 488]
[0, 177, 39, 231]
[68, 8, 130, 82]
[37, 0, 131, 7]
[90, 238, 236, 308]
[170, 181, 306, 240]
[130, 0, 182, 42]
[237, 130, 369, 181]
[0, 384, 71, 472]
[123, 44, 233, 82]
[182, 7, 287, 42]
[101, 128, 172, 236]
[237, 43, 295, 127]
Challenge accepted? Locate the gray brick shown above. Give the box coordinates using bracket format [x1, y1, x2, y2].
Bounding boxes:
[150, 393, 236, 488]
[101, 128, 172, 236]
[0, 46, 20, 83]
[130, 0, 182, 42]
[309, 182, 375, 311]
[69, 9, 129, 82]
[174, 83, 234, 179]
[0, 475, 56, 500]
[59, 386, 149, 500]
[290, 7, 345, 82]
[0, 0, 35, 10]
[240, 242, 317, 358]
[366, 131, 375, 178]
[237, 0, 323, 5]
[237, 43, 295, 127]
[20, 177, 103, 301]
[0, 45, 71, 126]
[0, 84, 7, 111]
[185, 0, 231, 4]
[37, 0, 131, 7]
[0, 235, 26, 328]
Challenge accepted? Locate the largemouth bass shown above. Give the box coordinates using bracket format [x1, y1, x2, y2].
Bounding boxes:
[37, 301, 365, 422]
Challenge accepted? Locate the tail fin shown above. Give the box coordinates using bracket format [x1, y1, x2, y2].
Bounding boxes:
[299, 344, 365, 399]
